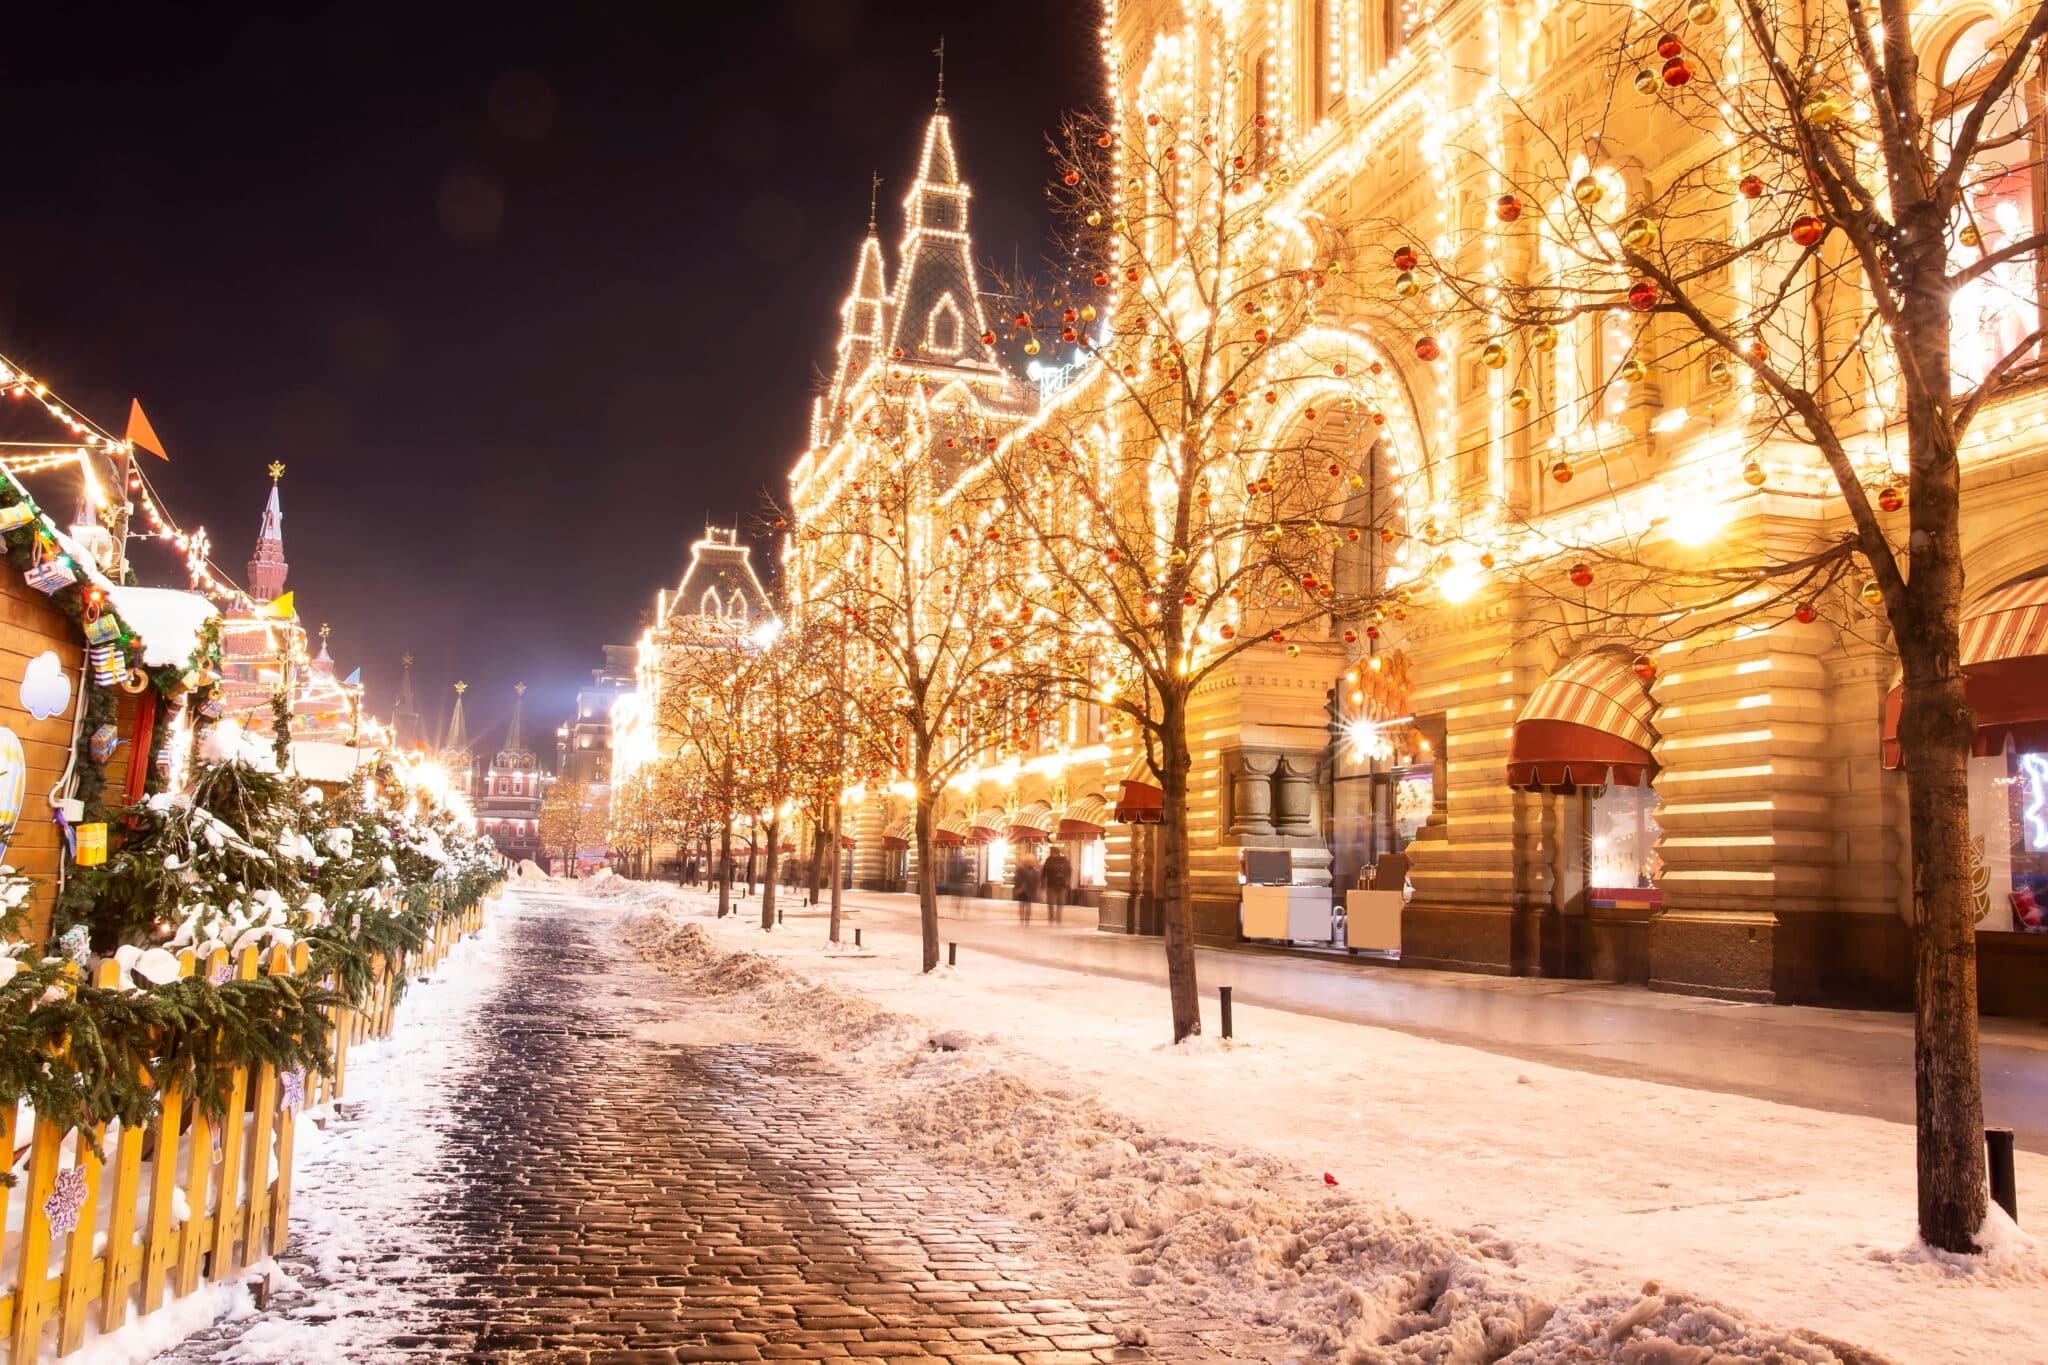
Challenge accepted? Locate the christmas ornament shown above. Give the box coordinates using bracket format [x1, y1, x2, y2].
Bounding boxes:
[1633, 654, 1658, 680]
[1790, 214, 1827, 246]
[1380, 527, 1397, 543]
[81, 614, 121, 647]
[1859, 579, 1884, 606]
[1392, 245, 1418, 271]
[1657, 32, 1684, 58]
[1286, 643, 1301, 657]
[1743, 460, 1767, 486]
[1738, 174, 1765, 199]
[0, 504, 32, 532]
[1802, 93, 1846, 125]
[88, 723, 119, 765]
[1343, 629, 1358, 643]
[1795, 604, 1817, 623]
[1622, 217, 1657, 249]
[73, 822, 106, 867]
[1688, 0, 1720, 21]
[1662, 57, 1693, 86]
[1219, 624, 1236, 639]
[1628, 281, 1659, 311]
[1085, 211, 1102, 226]
[1414, 336, 1441, 361]
[1634, 69, 1659, 95]
[43, 1168, 88, 1236]
[1569, 562, 1595, 587]
[88, 645, 124, 688]
[1878, 486, 1904, 511]
[1531, 324, 1559, 352]
[1495, 194, 1523, 223]
[1394, 270, 1420, 297]
[1573, 174, 1604, 206]
[1508, 385, 1533, 409]
[1481, 341, 1508, 369]
[1959, 223, 1983, 248]
[1552, 460, 1575, 484]
[1620, 357, 1648, 382]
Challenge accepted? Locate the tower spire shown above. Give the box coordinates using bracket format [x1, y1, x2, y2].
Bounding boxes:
[506, 681, 527, 754]
[885, 103, 1001, 375]
[246, 463, 288, 603]
[868, 170, 881, 234]
[933, 36, 945, 110]
[445, 680, 471, 755]
[394, 653, 421, 750]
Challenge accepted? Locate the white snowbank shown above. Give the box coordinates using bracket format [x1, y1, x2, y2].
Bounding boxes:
[105, 584, 218, 670]
[618, 896, 1898, 1364]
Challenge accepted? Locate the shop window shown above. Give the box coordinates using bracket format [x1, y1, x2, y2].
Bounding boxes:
[1588, 776, 1662, 892]
[1939, 20, 2041, 388]
[1078, 838, 1107, 887]
[1971, 744, 2048, 930]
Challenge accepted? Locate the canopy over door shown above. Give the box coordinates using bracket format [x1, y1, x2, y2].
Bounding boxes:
[1507, 652, 1658, 792]
[1883, 576, 2048, 768]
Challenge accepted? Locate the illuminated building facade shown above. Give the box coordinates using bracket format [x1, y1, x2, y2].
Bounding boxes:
[479, 682, 544, 863]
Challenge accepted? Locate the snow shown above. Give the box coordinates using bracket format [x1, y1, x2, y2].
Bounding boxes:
[104, 585, 218, 671]
[608, 881, 2048, 1365]
[285, 741, 363, 784]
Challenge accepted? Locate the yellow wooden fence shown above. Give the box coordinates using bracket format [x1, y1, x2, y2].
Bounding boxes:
[0, 892, 492, 1361]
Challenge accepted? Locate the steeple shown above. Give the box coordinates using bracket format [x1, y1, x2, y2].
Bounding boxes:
[247, 462, 288, 603]
[886, 110, 1003, 377]
[393, 653, 421, 750]
[505, 681, 527, 755]
[817, 217, 891, 443]
[445, 680, 471, 756]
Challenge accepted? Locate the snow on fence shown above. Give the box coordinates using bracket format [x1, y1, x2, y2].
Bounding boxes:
[0, 891, 492, 1361]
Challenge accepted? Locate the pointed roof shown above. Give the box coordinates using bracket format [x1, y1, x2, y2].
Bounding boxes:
[886, 112, 1005, 378]
[257, 484, 282, 543]
[818, 230, 891, 443]
[672, 527, 773, 628]
[493, 681, 534, 769]
[444, 681, 471, 758]
[394, 653, 418, 711]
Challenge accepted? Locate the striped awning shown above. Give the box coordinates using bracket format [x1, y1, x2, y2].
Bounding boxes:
[1058, 792, 1110, 839]
[933, 811, 971, 847]
[1883, 575, 2048, 767]
[882, 813, 913, 851]
[1507, 652, 1658, 792]
[968, 807, 1008, 843]
[1010, 801, 1055, 843]
[1115, 755, 1164, 823]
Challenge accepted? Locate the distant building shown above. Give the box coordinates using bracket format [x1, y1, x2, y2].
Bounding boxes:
[479, 682, 543, 862]
[560, 645, 636, 788]
[391, 654, 423, 752]
[440, 681, 476, 800]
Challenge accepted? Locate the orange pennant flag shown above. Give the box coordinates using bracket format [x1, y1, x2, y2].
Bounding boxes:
[125, 399, 169, 460]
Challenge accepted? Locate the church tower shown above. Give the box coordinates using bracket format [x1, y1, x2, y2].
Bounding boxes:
[247, 461, 289, 603]
[480, 681, 543, 863]
[393, 654, 421, 751]
[884, 106, 1006, 382]
[814, 208, 890, 446]
[441, 681, 475, 798]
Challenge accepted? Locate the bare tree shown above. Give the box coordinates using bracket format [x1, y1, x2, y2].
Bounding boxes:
[984, 109, 1398, 1041]
[1410, 1, 2048, 1251]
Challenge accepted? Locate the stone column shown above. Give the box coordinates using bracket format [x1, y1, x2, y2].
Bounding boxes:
[1229, 750, 1278, 837]
[1273, 753, 1317, 835]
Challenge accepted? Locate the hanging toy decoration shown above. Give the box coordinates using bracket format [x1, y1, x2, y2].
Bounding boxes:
[1790, 214, 1828, 246]
[1495, 193, 1523, 223]
[1569, 562, 1595, 587]
[1877, 486, 1905, 512]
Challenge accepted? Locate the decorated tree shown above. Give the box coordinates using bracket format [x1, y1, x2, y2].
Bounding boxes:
[539, 778, 598, 878]
[649, 614, 767, 915]
[790, 445, 1051, 971]
[1402, 0, 2048, 1251]
[984, 108, 1398, 1040]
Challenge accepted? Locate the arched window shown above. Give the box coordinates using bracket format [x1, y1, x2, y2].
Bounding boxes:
[497, 777, 509, 795]
[926, 294, 965, 356]
[700, 587, 722, 618]
[726, 593, 749, 624]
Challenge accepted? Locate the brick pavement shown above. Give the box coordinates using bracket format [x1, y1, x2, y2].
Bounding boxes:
[161, 893, 1276, 1364]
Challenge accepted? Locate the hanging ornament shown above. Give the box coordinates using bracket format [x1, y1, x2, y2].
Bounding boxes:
[1415, 336, 1441, 361]
[1392, 245, 1419, 271]
[1662, 57, 1693, 86]
[1688, 0, 1720, 19]
[1657, 32, 1684, 58]
[1286, 643, 1302, 657]
[1479, 551, 1496, 569]
[1508, 385, 1533, 410]
[1622, 217, 1658, 250]
[1620, 357, 1649, 383]
[1394, 269, 1420, 297]
[1634, 69, 1659, 95]
[1024, 338, 1041, 355]
[1803, 93, 1847, 125]
[1627, 281, 1659, 311]
[1795, 604, 1817, 624]
[1878, 485, 1904, 512]
[1707, 358, 1734, 386]
[1085, 211, 1102, 226]
[981, 331, 997, 345]
[1080, 305, 1097, 321]
[1063, 170, 1080, 185]
[1380, 527, 1397, 543]
[1220, 624, 1236, 640]
[1632, 654, 1658, 680]
[1859, 579, 1884, 607]
[1958, 223, 1983, 248]
[1495, 194, 1523, 223]
[1739, 173, 1765, 199]
[1531, 323, 1559, 352]
[1481, 341, 1509, 369]
[1573, 175, 1605, 205]
[1569, 562, 1595, 587]
[1551, 460, 1575, 484]
[1742, 460, 1767, 486]
[1791, 214, 1828, 246]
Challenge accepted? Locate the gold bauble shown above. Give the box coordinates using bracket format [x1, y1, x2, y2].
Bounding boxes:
[1860, 579, 1885, 606]
[1024, 338, 1042, 355]
[1620, 357, 1648, 383]
[1481, 341, 1509, 369]
[1573, 174, 1605, 205]
[1531, 323, 1559, 352]
[1507, 385, 1533, 410]
[1742, 460, 1766, 486]
[1687, 0, 1719, 21]
[1707, 359, 1733, 386]
[1622, 217, 1657, 250]
[1394, 269, 1420, 297]
[1085, 211, 1102, 227]
[1634, 68, 1658, 95]
[1112, 218, 1128, 232]
[1802, 93, 1846, 126]
[1959, 224, 1983, 248]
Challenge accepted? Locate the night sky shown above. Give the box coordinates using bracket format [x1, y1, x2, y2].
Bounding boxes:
[0, 1, 1099, 756]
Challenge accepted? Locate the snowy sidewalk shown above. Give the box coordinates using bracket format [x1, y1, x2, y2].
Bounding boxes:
[796, 888, 2048, 1151]
[614, 878, 2048, 1365]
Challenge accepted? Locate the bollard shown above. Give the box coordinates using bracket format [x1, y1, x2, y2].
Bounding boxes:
[948, 941, 957, 967]
[1989, 1127, 2018, 1224]
[854, 928, 862, 947]
[1219, 985, 1233, 1040]
[778, 908, 785, 926]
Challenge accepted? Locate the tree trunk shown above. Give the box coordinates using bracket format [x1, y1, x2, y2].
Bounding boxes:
[1158, 697, 1200, 1042]
[760, 817, 781, 931]
[746, 824, 758, 898]
[829, 802, 844, 944]
[808, 825, 826, 906]
[717, 817, 733, 917]
[914, 788, 940, 973]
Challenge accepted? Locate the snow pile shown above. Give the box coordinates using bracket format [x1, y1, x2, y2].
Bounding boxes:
[621, 895, 1882, 1365]
[511, 859, 550, 881]
[106, 585, 219, 671]
[1870, 1206, 2046, 1285]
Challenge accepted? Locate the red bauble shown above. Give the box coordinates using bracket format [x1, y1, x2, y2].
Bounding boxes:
[1415, 335, 1441, 362]
[1097, 132, 1113, 147]
[1146, 112, 1161, 126]
[1628, 280, 1659, 311]
[1569, 562, 1595, 587]
[1270, 630, 1286, 643]
[1657, 31, 1684, 58]
[1791, 214, 1827, 246]
[1063, 170, 1080, 185]
[1661, 57, 1692, 87]
[1552, 460, 1574, 484]
[1632, 654, 1658, 680]
[1392, 245, 1419, 271]
[1333, 362, 1348, 376]
[1014, 312, 1031, 327]
[1093, 270, 1110, 286]
[1495, 193, 1523, 223]
[1365, 624, 1381, 639]
[1739, 173, 1765, 199]
[1343, 629, 1358, 643]
[1795, 604, 1817, 624]
[1877, 486, 1904, 512]
[981, 331, 997, 345]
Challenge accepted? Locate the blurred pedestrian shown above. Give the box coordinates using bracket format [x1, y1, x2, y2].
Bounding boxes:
[1013, 855, 1041, 924]
[1042, 846, 1071, 924]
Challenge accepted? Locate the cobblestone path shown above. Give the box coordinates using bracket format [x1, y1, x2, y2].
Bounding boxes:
[162, 891, 1266, 1364]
